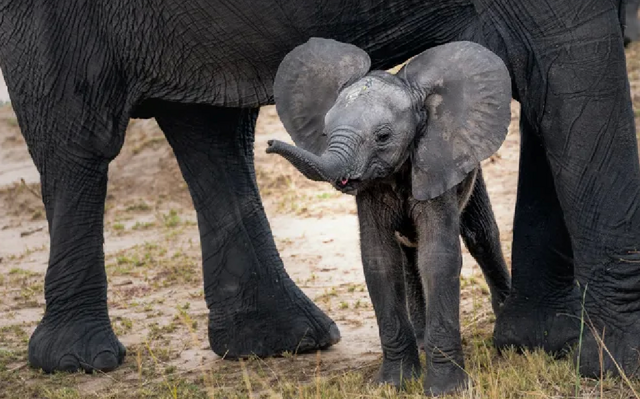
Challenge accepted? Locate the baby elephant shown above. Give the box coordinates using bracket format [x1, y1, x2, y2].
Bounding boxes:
[267, 38, 512, 396]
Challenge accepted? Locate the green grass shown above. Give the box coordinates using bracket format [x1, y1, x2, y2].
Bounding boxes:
[113, 223, 126, 231]
[127, 201, 153, 213]
[1, 272, 629, 398]
[133, 221, 156, 230]
[2, 319, 640, 398]
[105, 242, 199, 287]
[163, 210, 181, 228]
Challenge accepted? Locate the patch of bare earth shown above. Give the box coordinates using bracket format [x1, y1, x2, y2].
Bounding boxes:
[0, 42, 639, 398]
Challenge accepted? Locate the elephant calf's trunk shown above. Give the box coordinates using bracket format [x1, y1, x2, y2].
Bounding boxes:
[266, 140, 341, 183]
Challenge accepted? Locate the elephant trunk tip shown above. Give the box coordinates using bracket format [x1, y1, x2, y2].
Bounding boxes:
[265, 139, 281, 154]
[265, 139, 299, 158]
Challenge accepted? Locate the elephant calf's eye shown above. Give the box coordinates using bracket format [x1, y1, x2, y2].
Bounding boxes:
[376, 130, 391, 144]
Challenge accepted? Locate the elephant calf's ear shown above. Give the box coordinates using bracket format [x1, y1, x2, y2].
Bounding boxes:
[274, 38, 371, 156]
[400, 41, 512, 201]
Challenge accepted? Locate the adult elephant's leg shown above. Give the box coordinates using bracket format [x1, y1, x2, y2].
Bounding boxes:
[511, 3, 640, 376]
[26, 108, 127, 373]
[155, 104, 339, 358]
[493, 115, 579, 354]
[543, 46, 640, 376]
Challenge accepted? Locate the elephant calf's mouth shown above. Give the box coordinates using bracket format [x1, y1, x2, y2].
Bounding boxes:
[335, 178, 361, 194]
[337, 177, 350, 187]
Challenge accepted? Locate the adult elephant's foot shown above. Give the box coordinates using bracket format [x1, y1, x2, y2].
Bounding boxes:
[207, 279, 340, 358]
[28, 312, 125, 373]
[493, 286, 581, 355]
[575, 256, 640, 378]
[577, 320, 640, 378]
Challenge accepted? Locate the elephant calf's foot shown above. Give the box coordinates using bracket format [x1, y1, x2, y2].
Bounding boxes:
[577, 316, 640, 378]
[423, 360, 468, 396]
[493, 289, 581, 355]
[28, 315, 126, 373]
[208, 283, 340, 358]
[376, 351, 422, 388]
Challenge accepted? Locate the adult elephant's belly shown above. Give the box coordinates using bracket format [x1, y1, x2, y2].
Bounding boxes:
[125, 2, 318, 108]
[132, 34, 285, 108]
[121, 0, 471, 110]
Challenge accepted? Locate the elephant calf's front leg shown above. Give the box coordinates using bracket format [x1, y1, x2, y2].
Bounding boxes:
[413, 192, 467, 396]
[356, 191, 421, 388]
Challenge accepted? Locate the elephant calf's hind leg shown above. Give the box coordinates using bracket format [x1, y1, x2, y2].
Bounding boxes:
[459, 169, 510, 313]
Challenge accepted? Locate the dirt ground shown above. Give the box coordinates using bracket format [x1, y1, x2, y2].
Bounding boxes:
[0, 43, 639, 398]
[0, 71, 8, 104]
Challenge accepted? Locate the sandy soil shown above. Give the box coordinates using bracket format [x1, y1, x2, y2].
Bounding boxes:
[0, 71, 8, 104]
[0, 42, 637, 396]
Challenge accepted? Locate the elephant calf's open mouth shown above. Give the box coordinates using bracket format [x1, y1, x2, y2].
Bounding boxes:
[335, 177, 361, 194]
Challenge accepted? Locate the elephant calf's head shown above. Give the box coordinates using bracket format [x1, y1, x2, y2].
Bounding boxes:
[267, 38, 512, 200]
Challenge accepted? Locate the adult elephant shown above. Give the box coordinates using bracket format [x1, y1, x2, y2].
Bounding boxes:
[0, 0, 637, 379]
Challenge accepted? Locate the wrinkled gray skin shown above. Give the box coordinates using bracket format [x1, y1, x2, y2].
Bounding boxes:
[267, 40, 512, 395]
[625, 0, 640, 45]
